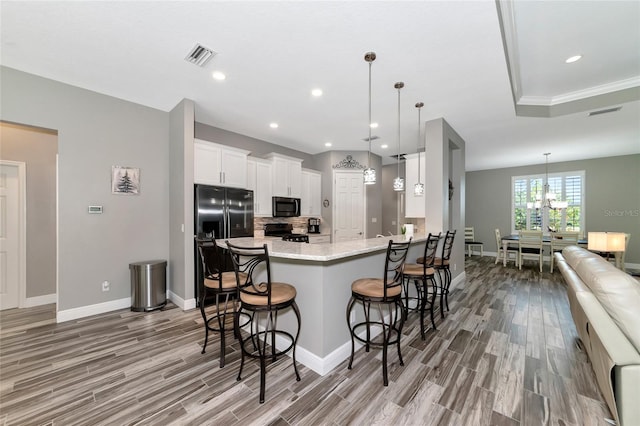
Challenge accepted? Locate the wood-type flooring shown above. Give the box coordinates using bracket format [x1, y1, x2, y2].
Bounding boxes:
[0, 256, 613, 425]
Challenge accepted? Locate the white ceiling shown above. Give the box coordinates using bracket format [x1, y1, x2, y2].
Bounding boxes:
[1, 1, 639, 171]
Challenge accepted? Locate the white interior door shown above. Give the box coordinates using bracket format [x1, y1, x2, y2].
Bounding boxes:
[0, 162, 24, 310]
[333, 170, 365, 242]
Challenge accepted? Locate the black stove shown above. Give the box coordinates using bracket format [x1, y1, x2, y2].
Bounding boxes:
[264, 223, 309, 243]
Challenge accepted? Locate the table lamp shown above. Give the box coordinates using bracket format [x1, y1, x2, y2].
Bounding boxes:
[588, 232, 627, 268]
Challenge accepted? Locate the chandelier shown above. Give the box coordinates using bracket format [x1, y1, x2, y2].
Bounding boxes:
[527, 153, 568, 210]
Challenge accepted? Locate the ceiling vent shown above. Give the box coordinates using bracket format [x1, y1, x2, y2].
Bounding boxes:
[390, 154, 407, 160]
[362, 135, 380, 142]
[588, 106, 622, 117]
[185, 44, 217, 67]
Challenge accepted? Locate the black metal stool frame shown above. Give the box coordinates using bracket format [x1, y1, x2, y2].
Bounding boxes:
[196, 238, 250, 368]
[226, 241, 301, 403]
[434, 230, 456, 318]
[402, 232, 441, 339]
[346, 239, 411, 386]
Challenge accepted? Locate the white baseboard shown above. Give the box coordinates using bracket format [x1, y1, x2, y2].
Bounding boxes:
[167, 290, 196, 311]
[23, 293, 56, 308]
[57, 297, 131, 323]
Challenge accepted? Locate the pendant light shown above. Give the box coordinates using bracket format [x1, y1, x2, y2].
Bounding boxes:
[393, 82, 405, 191]
[363, 52, 376, 185]
[414, 102, 425, 196]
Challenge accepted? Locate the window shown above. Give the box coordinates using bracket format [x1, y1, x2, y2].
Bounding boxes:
[512, 171, 585, 234]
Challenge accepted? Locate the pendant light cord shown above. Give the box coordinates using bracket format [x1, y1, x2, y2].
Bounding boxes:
[368, 59, 372, 168]
[417, 103, 422, 182]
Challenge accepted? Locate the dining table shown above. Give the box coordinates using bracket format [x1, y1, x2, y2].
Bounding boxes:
[501, 234, 588, 267]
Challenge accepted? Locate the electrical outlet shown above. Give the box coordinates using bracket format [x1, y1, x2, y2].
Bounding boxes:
[101, 281, 110, 292]
[453, 264, 457, 271]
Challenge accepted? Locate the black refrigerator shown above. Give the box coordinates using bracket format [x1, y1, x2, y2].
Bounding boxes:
[194, 184, 254, 304]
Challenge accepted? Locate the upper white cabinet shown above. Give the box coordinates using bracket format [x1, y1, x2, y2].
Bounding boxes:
[194, 139, 249, 188]
[266, 153, 303, 197]
[247, 157, 273, 216]
[405, 152, 426, 218]
[301, 169, 322, 216]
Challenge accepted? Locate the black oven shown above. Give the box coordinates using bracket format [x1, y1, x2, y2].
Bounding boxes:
[272, 196, 301, 217]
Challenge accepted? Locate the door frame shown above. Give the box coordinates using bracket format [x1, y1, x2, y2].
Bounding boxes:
[1, 160, 27, 308]
[332, 169, 367, 240]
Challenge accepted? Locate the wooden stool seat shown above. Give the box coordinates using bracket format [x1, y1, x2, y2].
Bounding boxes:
[352, 278, 402, 298]
[240, 282, 296, 306]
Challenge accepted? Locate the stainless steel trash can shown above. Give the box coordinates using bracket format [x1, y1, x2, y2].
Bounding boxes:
[130, 260, 167, 311]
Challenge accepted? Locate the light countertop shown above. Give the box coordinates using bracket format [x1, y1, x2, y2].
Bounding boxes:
[220, 233, 428, 262]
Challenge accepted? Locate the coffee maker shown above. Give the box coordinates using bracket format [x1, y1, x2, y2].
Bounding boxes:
[308, 218, 321, 234]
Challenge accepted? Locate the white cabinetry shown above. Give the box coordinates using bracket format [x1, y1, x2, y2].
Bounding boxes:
[247, 157, 273, 216]
[266, 153, 303, 197]
[194, 139, 249, 188]
[405, 152, 426, 218]
[301, 169, 322, 216]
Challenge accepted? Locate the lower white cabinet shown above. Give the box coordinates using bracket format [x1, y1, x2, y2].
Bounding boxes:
[301, 169, 322, 216]
[308, 234, 331, 244]
[247, 158, 273, 216]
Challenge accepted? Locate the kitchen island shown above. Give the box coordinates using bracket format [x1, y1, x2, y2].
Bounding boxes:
[221, 233, 428, 375]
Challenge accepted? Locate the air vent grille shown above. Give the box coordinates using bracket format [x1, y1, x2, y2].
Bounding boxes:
[185, 44, 216, 67]
[588, 106, 622, 116]
[390, 154, 407, 160]
[362, 135, 380, 142]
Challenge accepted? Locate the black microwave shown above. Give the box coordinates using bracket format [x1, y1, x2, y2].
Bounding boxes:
[272, 196, 301, 217]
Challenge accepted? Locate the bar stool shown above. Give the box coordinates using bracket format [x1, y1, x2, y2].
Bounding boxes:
[401, 233, 441, 339]
[226, 241, 301, 403]
[346, 238, 411, 386]
[196, 238, 248, 368]
[433, 230, 456, 318]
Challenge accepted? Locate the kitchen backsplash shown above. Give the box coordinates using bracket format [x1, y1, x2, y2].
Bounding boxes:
[254, 217, 321, 234]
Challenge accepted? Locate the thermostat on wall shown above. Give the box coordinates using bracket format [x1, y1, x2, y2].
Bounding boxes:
[88, 206, 103, 214]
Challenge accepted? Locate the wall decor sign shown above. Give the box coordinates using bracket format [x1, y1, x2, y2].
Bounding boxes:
[332, 155, 366, 169]
[112, 166, 140, 195]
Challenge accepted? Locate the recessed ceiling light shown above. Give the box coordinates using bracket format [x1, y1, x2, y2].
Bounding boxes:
[565, 55, 582, 64]
[381, 144, 388, 149]
[270, 123, 279, 129]
[312, 89, 323, 97]
[370, 122, 378, 128]
[324, 142, 332, 147]
[212, 71, 226, 80]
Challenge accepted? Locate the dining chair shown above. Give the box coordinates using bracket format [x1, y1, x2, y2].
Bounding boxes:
[549, 231, 580, 272]
[464, 227, 483, 257]
[518, 230, 543, 272]
[495, 228, 518, 267]
[346, 238, 411, 386]
[226, 241, 301, 403]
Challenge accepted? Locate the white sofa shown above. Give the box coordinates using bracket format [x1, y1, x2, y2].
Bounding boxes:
[555, 246, 640, 426]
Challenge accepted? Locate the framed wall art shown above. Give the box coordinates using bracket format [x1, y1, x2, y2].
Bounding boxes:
[112, 166, 140, 195]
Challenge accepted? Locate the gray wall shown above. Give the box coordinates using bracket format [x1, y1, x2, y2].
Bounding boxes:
[312, 151, 383, 238]
[381, 162, 405, 235]
[169, 99, 195, 301]
[195, 122, 317, 170]
[466, 154, 640, 263]
[0, 122, 57, 298]
[1, 67, 170, 311]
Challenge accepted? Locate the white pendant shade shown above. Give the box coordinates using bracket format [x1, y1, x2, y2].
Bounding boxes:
[393, 177, 405, 191]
